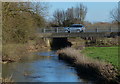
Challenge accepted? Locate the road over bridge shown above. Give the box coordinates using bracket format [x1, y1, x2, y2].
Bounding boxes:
[37, 26, 119, 38]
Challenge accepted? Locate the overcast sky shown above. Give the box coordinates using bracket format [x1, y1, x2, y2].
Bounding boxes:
[47, 2, 118, 23]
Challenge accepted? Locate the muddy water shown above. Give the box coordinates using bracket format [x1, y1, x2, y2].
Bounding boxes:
[2, 51, 92, 83]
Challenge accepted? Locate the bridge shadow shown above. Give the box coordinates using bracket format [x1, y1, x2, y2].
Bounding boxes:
[50, 37, 72, 50]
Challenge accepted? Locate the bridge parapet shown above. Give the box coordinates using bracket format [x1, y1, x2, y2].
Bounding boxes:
[37, 32, 118, 38]
[38, 26, 119, 33]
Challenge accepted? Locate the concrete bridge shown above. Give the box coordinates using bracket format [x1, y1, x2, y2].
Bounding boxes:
[37, 32, 119, 38]
[37, 26, 119, 48]
[37, 32, 119, 48]
[37, 26, 119, 38]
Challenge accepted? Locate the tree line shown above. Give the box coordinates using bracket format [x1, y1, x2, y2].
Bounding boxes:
[50, 4, 87, 27]
[49, 3, 119, 27]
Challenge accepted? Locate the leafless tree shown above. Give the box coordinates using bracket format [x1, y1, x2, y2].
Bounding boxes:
[53, 9, 64, 26]
[52, 3, 87, 26]
[110, 2, 120, 23]
[77, 4, 87, 24]
[66, 7, 74, 20]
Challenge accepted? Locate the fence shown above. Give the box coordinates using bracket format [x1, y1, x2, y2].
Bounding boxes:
[37, 26, 119, 33]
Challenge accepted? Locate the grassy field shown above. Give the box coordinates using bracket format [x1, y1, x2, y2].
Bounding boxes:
[82, 46, 119, 67]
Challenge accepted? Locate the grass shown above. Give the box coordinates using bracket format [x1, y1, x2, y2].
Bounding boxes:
[57, 47, 118, 83]
[81, 46, 119, 68]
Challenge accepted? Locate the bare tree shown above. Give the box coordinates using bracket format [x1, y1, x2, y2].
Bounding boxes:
[32, 2, 48, 17]
[110, 2, 120, 23]
[66, 7, 74, 20]
[76, 4, 87, 24]
[110, 8, 120, 23]
[53, 9, 63, 26]
[52, 3, 87, 26]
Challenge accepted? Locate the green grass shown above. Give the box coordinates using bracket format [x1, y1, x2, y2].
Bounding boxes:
[82, 47, 119, 67]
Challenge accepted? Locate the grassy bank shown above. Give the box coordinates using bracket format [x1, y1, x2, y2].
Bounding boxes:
[2, 38, 49, 63]
[81, 47, 119, 68]
[57, 47, 119, 84]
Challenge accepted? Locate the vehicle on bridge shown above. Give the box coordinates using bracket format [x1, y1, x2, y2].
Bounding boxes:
[64, 24, 85, 33]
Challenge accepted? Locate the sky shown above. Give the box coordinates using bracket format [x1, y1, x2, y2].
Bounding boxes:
[46, 2, 118, 23]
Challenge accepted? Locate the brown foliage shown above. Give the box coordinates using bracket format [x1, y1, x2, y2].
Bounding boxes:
[2, 2, 46, 44]
[57, 47, 118, 83]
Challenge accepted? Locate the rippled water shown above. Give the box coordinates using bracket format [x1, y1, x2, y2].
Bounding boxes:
[2, 51, 92, 83]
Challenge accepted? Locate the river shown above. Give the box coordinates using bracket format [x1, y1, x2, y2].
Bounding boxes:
[2, 51, 92, 83]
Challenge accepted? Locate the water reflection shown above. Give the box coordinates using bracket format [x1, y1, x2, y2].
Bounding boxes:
[2, 51, 81, 82]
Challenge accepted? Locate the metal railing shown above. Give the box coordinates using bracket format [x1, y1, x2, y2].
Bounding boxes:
[37, 26, 119, 33]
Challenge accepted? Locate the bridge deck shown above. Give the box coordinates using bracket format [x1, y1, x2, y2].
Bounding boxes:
[37, 32, 119, 38]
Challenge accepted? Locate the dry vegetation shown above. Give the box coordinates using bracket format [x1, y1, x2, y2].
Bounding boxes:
[2, 44, 27, 62]
[68, 37, 86, 49]
[57, 47, 119, 83]
[2, 2, 46, 43]
[2, 38, 50, 63]
[86, 37, 119, 47]
[1, 76, 14, 84]
[2, 2, 48, 62]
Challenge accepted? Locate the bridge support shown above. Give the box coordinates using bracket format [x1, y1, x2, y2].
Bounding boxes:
[43, 38, 51, 47]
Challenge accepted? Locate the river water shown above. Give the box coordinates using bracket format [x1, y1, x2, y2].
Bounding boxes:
[2, 51, 92, 83]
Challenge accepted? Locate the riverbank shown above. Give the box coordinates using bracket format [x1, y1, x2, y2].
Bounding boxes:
[57, 47, 119, 84]
[2, 38, 50, 63]
[81, 46, 119, 68]
[1, 76, 14, 84]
